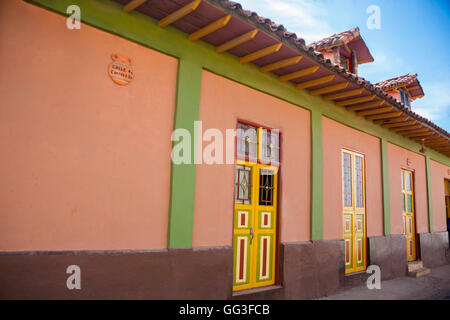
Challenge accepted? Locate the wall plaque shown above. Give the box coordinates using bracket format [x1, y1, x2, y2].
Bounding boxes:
[108, 54, 134, 86]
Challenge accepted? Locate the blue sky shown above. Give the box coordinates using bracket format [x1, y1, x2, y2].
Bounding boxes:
[237, 0, 450, 131]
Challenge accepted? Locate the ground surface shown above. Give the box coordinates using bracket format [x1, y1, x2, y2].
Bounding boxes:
[318, 264, 450, 300]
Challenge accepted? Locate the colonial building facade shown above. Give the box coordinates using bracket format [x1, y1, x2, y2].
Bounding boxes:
[0, 0, 449, 299]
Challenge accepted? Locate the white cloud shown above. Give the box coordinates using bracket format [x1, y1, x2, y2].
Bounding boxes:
[236, 0, 334, 43]
[413, 82, 450, 130]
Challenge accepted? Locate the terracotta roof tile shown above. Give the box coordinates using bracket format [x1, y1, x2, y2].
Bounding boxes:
[308, 27, 361, 51]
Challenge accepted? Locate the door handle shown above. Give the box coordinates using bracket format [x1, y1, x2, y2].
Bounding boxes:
[249, 228, 254, 244]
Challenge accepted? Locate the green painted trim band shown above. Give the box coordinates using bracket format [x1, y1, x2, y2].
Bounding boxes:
[167, 59, 202, 249]
[425, 156, 434, 233]
[311, 111, 323, 240]
[381, 138, 391, 235]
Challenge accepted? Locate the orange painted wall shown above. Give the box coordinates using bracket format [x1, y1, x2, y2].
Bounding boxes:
[387, 143, 428, 234]
[322, 117, 383, 240]
[0, 1, 177, 251]
[430, 160, 450, 232]
[193, 71, 311, 247]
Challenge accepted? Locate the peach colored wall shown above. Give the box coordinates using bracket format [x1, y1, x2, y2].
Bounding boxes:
[322, 117, 383, 240]
[0, 1, 177, 251]
[387, 143, 428, 234]
[430, 160, 450, 232]
[193, 71, 311, 247]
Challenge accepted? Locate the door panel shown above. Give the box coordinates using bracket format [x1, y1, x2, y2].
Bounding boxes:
[342, 150, 367, 274]
[401, 169, 417, 262]
[233, 162, 278, 291]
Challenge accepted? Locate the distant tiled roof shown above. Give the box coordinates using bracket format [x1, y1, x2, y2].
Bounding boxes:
[308, 27, 374, 64]
[309, 27, 361, 51]
[375, 74, 425, 99]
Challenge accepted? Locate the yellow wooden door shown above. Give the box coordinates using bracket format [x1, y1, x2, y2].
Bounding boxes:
[342, 150, 367, 274]
[401, 169, 417, 261]
[233, 160, 278, 291]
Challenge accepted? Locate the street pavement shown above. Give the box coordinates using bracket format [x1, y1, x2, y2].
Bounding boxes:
[318, 264, 450, 300]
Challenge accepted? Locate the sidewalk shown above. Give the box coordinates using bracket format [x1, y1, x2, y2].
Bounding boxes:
[319, 264, 450, 300]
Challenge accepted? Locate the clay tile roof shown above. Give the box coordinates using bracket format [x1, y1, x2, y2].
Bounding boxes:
[375, 74, 425, 99]
[309, 27, 361, 51]
[308, 27, 374, 64]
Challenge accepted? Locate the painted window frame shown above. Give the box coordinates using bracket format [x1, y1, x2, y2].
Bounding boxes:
[399, 88, 411, 108]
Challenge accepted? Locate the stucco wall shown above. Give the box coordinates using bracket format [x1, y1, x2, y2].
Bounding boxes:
[0, 1, 177, 251]
[430, 160, 450, 232]
[387, 143, 428, 235]
[193, 71, 311, 247]
[322, 117, 383, 240]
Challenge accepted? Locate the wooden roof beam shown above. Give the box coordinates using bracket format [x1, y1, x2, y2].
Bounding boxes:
[216, 29, 258, 53]
[296, 75, 335, 90]
[373, 116, 409, 125]
[366, 112, 403, 121]
[406, 131, 436, 138]
[189, 15, 231, 41]
[279, 66, 319, 82]
[261, 56, 303, 73]
[356, 107, 394, 116]
[158, 0, 202, 28]
[382, 120, 417, 128]
[336, 95, 376, 106]
[123, 0, 148, 13]
[240, 43, 282, 64]
[397, 128, 430, 135]
[390, 124, 423, 132]
[323, 88, 364, 101]
[309, 82, 349, 96]
[346, 100, 384, 112]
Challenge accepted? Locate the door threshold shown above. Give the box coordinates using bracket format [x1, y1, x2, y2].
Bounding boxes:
[345, 270, 367, 277]
[232, 285, 282, 297]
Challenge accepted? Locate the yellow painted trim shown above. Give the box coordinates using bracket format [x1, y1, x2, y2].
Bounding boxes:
[240, 43, 282, 64]
[279, 66, 319, 82]
[309, 82, 349, 96]
[123, 0, 148, 13]
[356, 106, 394, 116]
[366, 112, 404, 121]
[189, 15, 231, 41]
[260, 56, 303, 73]
[216, 29, 258, 53]
[346, 100, 384, 112]
[323, 88, 364, 101]
[296, 75, 335, 90]
[158, 0, 202, 28]
[336, 95, 376, 106]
